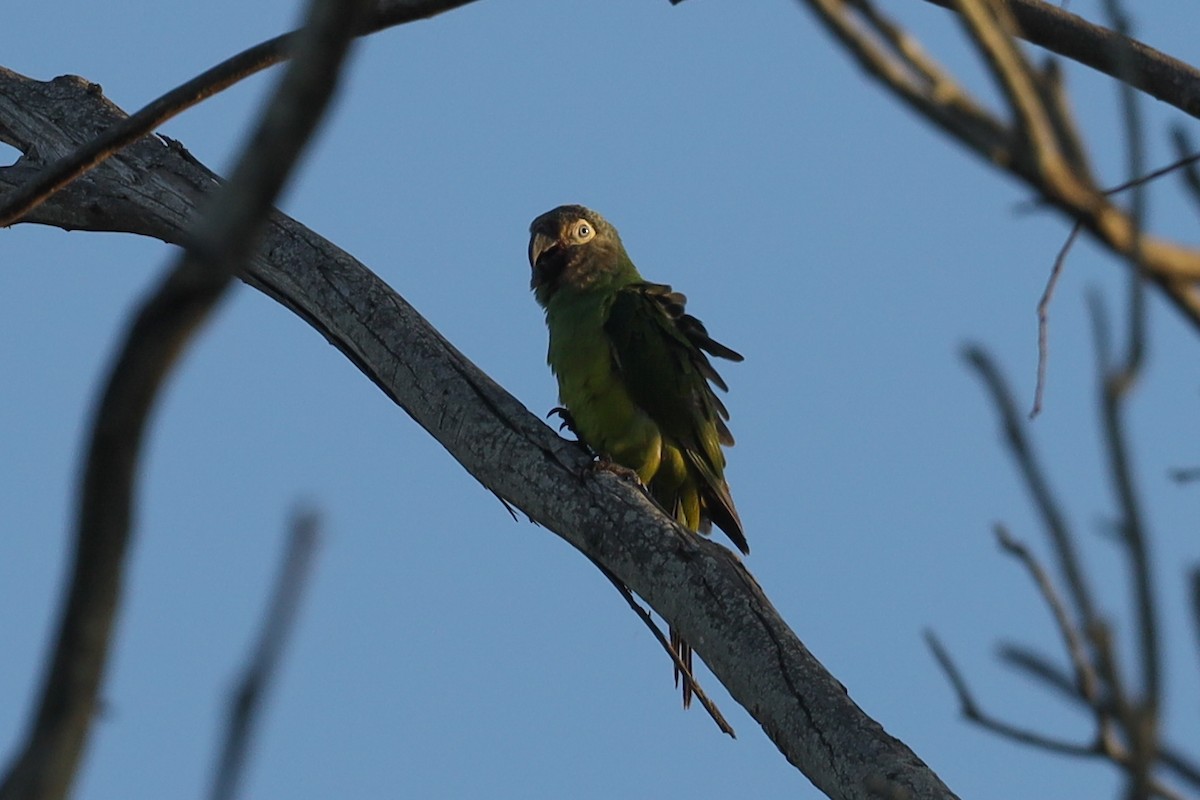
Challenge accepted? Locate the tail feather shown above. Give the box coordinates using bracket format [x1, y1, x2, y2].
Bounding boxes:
[670, 626, 694, 709]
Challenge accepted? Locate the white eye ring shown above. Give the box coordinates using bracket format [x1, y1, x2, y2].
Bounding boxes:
[576, 222, 592, 240]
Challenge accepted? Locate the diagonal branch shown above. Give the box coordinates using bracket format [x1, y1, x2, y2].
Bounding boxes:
[998, 647, 1200, 791]
[0, 69, 959, 800]
[0, 0, 479, 227]
[924, 631, 1097, 757]
[963, 346, 1098, 626]
[209, 510, 321, 800]
[922, 0, 1200, 120]
[796, 0, 1200, 333]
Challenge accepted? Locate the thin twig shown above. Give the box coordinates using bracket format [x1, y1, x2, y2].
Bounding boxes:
[999, 646, 1200, 790]
[1030, 221, 1081, 417]
[588, 556, 735, 738]
[994, 525, 1100, 703]
[0, 0, 477, 227]
[0, 2, 364, 798]
[1090, 287, 1159, 713]
[964, 346, 1098, 626]
[1167, 467, 1200, 484]
[209, 510, 321, 800]
[1170, 127, 1200, 218]
[924, 631, 1097, 756]
[1097, 11, 1163, 788]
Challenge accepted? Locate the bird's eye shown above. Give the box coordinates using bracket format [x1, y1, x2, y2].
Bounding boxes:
[575, 221, 593, 241]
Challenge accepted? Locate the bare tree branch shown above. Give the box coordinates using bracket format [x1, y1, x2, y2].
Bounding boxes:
[1031, 221, 1080, 417]
[924, 631, 1097, 757]
[0, 0, 479, 227]
[795, 0, 1200, 334]
[998, 646, 1200, 791]
[0, 69, 959, 800]
[993, 526, 1101, 706]
[963, 346, 1098, 626]
[0, 0, 365, 795]
[922, 0, 1200, 120]
[1096, 18, 1162, 791]
[209, 509, 321, 800]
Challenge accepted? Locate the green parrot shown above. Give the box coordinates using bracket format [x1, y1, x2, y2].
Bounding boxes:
[527, 204, 745, 708]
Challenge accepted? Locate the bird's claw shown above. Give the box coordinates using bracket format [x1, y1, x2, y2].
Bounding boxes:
[547, 406, 577, 434]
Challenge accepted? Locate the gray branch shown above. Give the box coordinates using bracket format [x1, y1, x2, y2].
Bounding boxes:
[0, 69, 957, 800]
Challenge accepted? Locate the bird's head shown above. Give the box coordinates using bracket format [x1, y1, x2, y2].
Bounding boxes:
[528, 205, 629, 305]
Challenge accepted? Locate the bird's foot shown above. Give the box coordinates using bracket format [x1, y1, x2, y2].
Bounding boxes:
[590, 458, 646, 488]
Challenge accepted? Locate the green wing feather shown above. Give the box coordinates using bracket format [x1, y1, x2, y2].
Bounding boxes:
[604, 282, 747, 554]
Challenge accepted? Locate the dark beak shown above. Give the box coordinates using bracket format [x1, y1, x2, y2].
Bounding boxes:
[528, 231, 557, 271]
[529, 231, 563, 291]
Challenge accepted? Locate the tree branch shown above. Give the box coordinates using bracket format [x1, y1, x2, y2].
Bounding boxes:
[0, 68, 958, 800]
[795, 0, 1200, 334]
[0, 0, 479, 227]
[922, 0, 1200, 120]
[209, 510, 321, 800]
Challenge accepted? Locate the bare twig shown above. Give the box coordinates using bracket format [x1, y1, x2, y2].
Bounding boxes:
[0, 0, 477, 227]
[588, 557, 735, 738]
[964, 346, 1097, 625]
[923, 0, 1200, 120]
[999, 646, 1200, 790]
[1089, 289, 1158, 710]
[0, 2, 364, 798]
[994, 525, 1100, 704]
[1030, 221, 1081, 417]
[1167, 467, 1200, 484]
[924, 631, 1096, 756]
[1170, 127, 1200, 218]
[797, 0, 1200, 330]
[1103, 0, 1159, 725]
[209, 510, 321, 800]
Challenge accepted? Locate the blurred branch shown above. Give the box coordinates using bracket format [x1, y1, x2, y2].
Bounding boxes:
[1171, 127, 1200, 218]
[0, 0, 478, 227]
[0, 71, 960, 800]
[961, 334, 1195, 799]
[993, 526, 1101, 707]
[1092, 11, 1164, 794]
[1191, 568, 1200, 677]
[963, 346, 1097, 625]
[209, 510, 321, 800]
[921, 0, 1200, 120]
[0, 0, 365, 796]
[1088, 286, 1161, 779]
[998, 646, 1200, 791]
[795, 0, 1200, 335]
[925, 631, 1096, 756]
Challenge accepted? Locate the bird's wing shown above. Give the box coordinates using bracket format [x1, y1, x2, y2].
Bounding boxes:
[604, 282, 746, 552]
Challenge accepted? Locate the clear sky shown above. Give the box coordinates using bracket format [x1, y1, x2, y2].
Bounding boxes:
[3, 1, 1199, 798]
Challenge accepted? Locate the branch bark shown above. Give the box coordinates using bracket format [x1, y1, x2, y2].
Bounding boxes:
[0, 68, 957, 800]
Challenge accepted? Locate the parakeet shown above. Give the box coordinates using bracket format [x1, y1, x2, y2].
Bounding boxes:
[528, 204, 745, 708]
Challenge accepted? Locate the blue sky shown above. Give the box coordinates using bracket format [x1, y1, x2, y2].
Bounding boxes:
[3, 1, 1199, 797]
